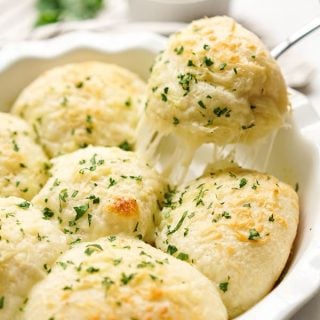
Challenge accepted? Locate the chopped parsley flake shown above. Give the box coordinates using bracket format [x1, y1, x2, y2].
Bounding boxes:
[239, 178, 247, 188]
[161, 93, 168, 102]
[118, 140, 133, 151]
[57, 261, 67, 270]
[167, 244, 178, 255]
[43, 207, 54, 219]
[222, 211, 231, 219]
[248, 228, 261, 240]
[87, 195, 100, 204]
[167, 211, 188, 235]
[85, 244, 103, 255]
[203, 44, 210, 50]
[17, 201, 30, 209]
[268, 214, 275, 222]
[204, 56, 214, 66]
[161, 87, 169, 101]
[12, 140, 19, 152]
[187, 60, 195, 67]
[71, 190, 79, 198]
[88, 213, 92, 226]
[219, 281, 229, 292]
[59, 189, 68, 211]
[86, 266, 99, 273]
[107, 177, 117, 188]
[213, 107, 231, 117]
[120, 273, 135, 285]
[177, 73, 196, 94]
[219, 63, 227, 70]
[242, 123, 255, 130]
[75, 81, 83, 88]
[108, 235, 117, 242]
[129, 175, 142, 182]
[194, 184, 207, 207]
[113, 258, 122, 266]
[198, 100, 206, 109]
[174, 46, 184, 55]
[177, 252, 189, 261]
[73, 203, 89, 221]
[173, 117, 180, 125]
[102, 277, 114, 290]
[125, 98, 131, 107]
[0, 296, 4, 309]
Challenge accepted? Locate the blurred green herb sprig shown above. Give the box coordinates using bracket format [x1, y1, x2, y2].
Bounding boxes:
[35, 0, 105, 26]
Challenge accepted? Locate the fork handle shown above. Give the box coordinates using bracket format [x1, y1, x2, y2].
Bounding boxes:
[271, 16, 320, 59]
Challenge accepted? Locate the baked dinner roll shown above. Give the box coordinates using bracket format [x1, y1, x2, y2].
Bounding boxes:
[0, 197, 67, 320]
[156, 166, 299, 318]
[143, 16, 288, 145]
[23, 235, 227, 320]
[137, 16, 288, 181]
[12, 62, 146, 158]
[0, 112, 49, 200]
[32, 146, 165, 244]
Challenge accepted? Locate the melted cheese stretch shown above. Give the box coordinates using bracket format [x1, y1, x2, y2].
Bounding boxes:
[137, 113, 280, 184]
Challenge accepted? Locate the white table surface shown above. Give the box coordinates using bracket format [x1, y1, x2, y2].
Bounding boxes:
[0, 0, 319, 319]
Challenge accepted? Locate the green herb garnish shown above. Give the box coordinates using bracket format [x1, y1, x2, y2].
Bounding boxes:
[73, 203, 89, 221]
[35, 0, 104, 26]
[248, 228, 261, 240]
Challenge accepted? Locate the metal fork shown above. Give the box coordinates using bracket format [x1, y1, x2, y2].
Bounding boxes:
[271, 16, 320, 59]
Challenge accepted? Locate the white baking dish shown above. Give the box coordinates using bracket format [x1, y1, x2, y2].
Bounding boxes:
[0, 32, 319, 320]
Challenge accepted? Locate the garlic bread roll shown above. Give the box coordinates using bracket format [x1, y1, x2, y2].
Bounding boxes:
[0, 112, 49, 200]
[23, 235, 227, 320]
[144, 16, 288, 145]
[0, 197, 67, 320]
[32, 146, 165, 243]
[12, 62, 146, 158]
[156, 166, 298, 318]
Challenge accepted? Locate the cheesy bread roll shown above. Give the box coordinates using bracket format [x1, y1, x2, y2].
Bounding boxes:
[0, 112, 49, 200]
[12, 62, 146, 157]
[156, 166, 298, 318]
[23, 235, 227, 320]
[0, 197, 67, 320]
[32, 146, 165, 244]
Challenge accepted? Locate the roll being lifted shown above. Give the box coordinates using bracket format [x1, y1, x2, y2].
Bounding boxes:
[137, 16, 289, 182]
